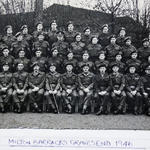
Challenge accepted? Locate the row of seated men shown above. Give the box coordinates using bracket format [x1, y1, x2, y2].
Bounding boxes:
[0, 59, 150, 116]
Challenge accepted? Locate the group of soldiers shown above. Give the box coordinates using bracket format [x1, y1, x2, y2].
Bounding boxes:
[0, 20, 150, 116]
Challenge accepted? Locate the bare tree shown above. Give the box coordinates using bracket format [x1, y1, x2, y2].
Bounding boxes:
[94, 0, 126, 33]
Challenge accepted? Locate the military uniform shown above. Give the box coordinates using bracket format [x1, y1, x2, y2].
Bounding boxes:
[0, 67, 13, 112]
[64, 30, 77, 44]
[11, 41, 30, 58]
[47, 55, 62, 73]
[116, 27, 126, 47]
[98, 31, 110, 48]
[138, 38, 150, 62]
[110, 69, 126, 114]
[78, 69, 94, 114]
[52, 41, 69, 58]
[125, 71, 142, 115]
[94, 69, 111, 115]
[126, 58, 141, 74]
[61, 71, 78, 113]
[63, 58, 78, 73]
[30, 56, 47, 72]
[47, 30, 58, 48]
[70, 41, 85, 60]
[86, 43, 102, 61]
[122, 43, 137, 62]
[3, 34, 16, 49]
[105, 43, 121, 62]
[12, 70, 28, 113]
[0, 53, 14, 72]
[14, 57, 30, 72]
[45, 70, 61, 113]
[78, 60, 95, 73]
[32, 40, 50, 57]
[141, 66, 150, 115]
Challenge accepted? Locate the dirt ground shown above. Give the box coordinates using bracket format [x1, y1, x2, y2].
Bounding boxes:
[0, 113, 150, 130]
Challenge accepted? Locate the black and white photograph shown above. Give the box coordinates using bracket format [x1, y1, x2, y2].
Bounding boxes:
[0, 0, 150, 130]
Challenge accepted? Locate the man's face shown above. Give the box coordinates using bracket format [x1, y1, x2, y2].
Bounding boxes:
[103, 27, 108, 34]
[110, 38, 116, 44]
[112, 66, 119, 72]
[19, 50, 25, 58]
[22, 28, 28, 34]
[76, 35, 81, 42]
[131, 53, 137, 59]
[84, 29, 90, 35]
[50, 65, 56, 72]
[17, 64, 24, 71]
[52, 49, 58, 56]
[99, 66, 106, 73]
[67, 53, 73, 59]
[66, 65, 73, 72]
[83, 53, 89, 60]
[116, 55, 122, 61]
[17, 35, 23, 42]
[83, 66, 89, 73]
[129, 67, 136, 74]
[143, 41, 149, 47]
[37, 24, 43, 31]
[38, 35, 44, 41]
[126, 40, 131, 46]
[99, 54, 105, 60]
[7, 27, 12, 34]
[51, 23, 57, 31]
[146, 69, 150, 75]
[92, 37, 98, 44]
[68, 24, 74, 32]
[3, 65, 9, 72]
[35, 51, 42, 57]
[3, 49, 9, 56]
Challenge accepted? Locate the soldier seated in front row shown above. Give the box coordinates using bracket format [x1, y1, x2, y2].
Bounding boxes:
[110, 63, 126, 114]
[125, 64, 142, 115]
[78, 64, 94, 114]
[45, 63, 61, 113]
[61, 63, 78, 114]
[28, 64, 45, 113]
[141, 65, 150, 116]
[94, 64, 111, 115]
[12, 62, 28, 113]
[0, 63, 13, 113]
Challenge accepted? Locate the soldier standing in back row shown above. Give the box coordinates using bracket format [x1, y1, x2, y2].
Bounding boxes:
[3, 25, 16, 49]
[21, 25, 33, 50]
[47, 20, 58, 49]
[98, 24, 110, 48]
[138, 38, 150, 62]
[116, 27, 126, 47]
[64, 21, 77, 44]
